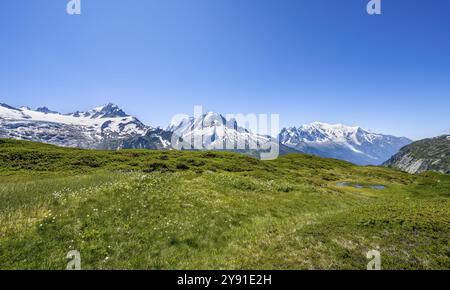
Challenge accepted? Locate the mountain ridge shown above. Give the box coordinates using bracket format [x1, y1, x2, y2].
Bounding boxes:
[384, 134, 450, 174]
[279, 122, 412, 165]
[0, 103, 152, 149]
[0, 102, 418, 165]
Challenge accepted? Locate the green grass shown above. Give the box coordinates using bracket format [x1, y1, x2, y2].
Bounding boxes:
[0, 139, 449, 269]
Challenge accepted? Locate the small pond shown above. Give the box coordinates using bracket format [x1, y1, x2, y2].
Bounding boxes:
[336, 182, 385, 190]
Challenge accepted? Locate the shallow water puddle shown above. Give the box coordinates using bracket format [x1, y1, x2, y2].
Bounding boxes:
[336, 182, 385, 190]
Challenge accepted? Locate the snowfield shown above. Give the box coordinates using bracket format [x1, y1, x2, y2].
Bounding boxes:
[0, 103, 149, 148]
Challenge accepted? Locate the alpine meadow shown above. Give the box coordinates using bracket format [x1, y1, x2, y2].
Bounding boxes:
[1, 0, 450, 274]
[0, 139, 448, 269]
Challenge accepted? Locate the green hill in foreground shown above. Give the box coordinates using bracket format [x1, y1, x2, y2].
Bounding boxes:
[384, 135, 450, 174]
[0, 139, 449, 269]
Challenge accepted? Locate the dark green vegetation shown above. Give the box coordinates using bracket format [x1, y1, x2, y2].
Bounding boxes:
[0, 139, 449, 269]
[384, 135, 450, 174]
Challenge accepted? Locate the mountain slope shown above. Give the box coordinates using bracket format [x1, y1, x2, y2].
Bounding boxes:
[169, 112, 283, 159]
[0, 103, 169, 149]
[103, 128, 172, 150]
[384, 135, 450, 174]
[280, 122, 412, 165]
[169, 112, 271, 150]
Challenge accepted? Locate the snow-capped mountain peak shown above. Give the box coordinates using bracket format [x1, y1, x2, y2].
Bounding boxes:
[170, 111, 271, 152]
[88, 103, 129, 119]
[66, 103, 129, 119]
[282, 122, 380, 145]
[0, 103, 150, 149]
[280, 122, 412, 165]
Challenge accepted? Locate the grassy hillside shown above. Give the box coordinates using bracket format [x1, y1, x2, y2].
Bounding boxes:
[384, 135, 450, 174]
[0, 139, 449, 269]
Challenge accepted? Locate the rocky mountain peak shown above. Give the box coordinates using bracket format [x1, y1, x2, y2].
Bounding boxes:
[36, 107, 59, 114]
[280, 122, 412, 165]
[90, 103, 129, 119]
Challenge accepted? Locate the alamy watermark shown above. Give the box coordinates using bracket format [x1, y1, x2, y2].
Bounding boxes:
[66, 250, 81, 270]
[65, 1, 381, 16]
[367, 0, 382, 15]
[65, 249, 381, 270]
[170, 106, 280, 160]
[67, 0, 81, 15]
[366, 249, 382, 270]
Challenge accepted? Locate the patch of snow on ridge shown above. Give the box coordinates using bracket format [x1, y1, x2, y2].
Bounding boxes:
[0, 104, 29, 120]
[16, 105, 146, 137]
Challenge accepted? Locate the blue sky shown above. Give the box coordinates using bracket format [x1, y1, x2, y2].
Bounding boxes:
[1, 0, 449, 140]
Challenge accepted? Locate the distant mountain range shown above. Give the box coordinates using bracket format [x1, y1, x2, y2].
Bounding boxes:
[0, 103, 153, 149]
[168, 112, 280, 153]
[384, 135, 450, 174]
[0, 102, 415, 165]
[280, 122, 412, 165]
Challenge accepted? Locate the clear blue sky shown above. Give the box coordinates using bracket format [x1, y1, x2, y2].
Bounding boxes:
[1, 0, 449, 140]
